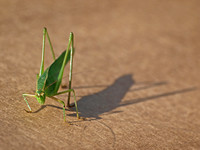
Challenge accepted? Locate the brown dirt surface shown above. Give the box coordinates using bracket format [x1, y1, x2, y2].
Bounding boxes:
[0, 0, 200, 149]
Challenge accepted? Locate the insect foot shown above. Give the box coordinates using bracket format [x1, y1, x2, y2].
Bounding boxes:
[24, 109, 32, 113]
[79, 117, 87, 121]
[67, 103, 75, 108]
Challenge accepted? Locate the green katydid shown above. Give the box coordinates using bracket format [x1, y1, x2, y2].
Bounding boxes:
[22, 27, 79, 121]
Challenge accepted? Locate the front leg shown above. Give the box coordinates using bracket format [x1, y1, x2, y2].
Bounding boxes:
[22, 94, 36, 113]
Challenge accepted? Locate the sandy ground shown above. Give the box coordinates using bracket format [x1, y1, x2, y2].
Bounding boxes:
[0, 0, 200, 149]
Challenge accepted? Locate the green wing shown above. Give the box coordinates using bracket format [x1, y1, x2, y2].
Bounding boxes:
[43, 50, 71, 96]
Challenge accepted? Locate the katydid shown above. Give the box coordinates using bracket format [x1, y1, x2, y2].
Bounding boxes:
[22, 27, 79, 121]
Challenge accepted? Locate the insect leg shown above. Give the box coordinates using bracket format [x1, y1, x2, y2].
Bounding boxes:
[46, 28, 56, 60]
[49, 96, 66, 121]
[39, 28, 46, 76]
[39, 27, 56, 76]
[56, 89, 79, 119]
[67, 33, 74, 107]
[70, 89, 79, 119]
[22, 94, 36, 113]
[54, 32, 73, 93]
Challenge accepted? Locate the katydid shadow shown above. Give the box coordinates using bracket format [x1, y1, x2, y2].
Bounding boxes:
[75, 74, 134, 119]
[69, 76, 196, 119]
[121, 87, 197, 107]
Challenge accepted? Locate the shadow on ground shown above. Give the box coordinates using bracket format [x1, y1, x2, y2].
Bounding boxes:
[121, 87, 197, 107]
[33, 74, 197, 120]
[76, 74, 134, 119]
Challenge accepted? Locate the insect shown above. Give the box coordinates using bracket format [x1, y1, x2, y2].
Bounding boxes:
[22, 27, 79, 121]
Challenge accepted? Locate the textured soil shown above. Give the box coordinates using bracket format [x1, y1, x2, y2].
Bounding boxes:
[0, 0, 200, 149]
